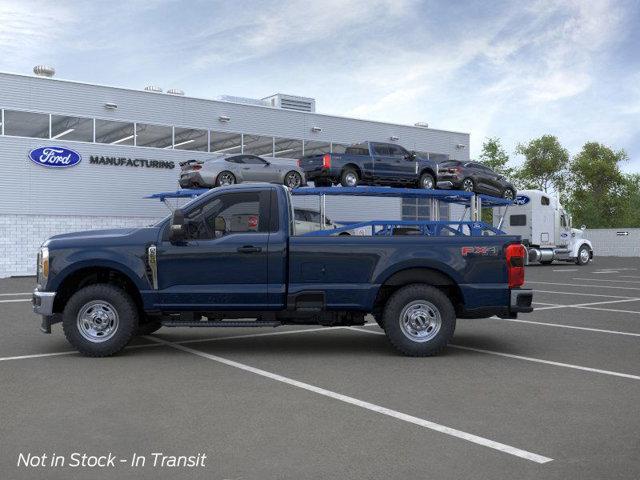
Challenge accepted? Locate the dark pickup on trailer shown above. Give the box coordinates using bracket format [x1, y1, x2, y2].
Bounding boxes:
[298, 141, 439, 189]
[33, 184, 532, 357]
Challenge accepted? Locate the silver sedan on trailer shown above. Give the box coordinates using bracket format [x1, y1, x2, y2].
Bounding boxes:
[179, 154, 307, 189]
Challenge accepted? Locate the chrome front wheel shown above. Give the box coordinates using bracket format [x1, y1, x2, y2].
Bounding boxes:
[462, 178, 474, 192]
[77, 301, 119, 343]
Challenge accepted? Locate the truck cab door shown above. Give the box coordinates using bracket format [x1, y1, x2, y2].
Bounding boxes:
[154, 190, 275, 310]
[557, 210, 571, 247]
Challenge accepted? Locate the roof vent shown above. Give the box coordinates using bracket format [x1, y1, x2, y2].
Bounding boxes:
[144, 85, 163, 93]
[414, 122, 429, 128]
[167, 88, 185, 96]
[33, 65, 55, 78]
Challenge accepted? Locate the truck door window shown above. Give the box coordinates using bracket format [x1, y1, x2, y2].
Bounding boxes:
[387, 145, 404, 157]
[560, 215, 567, 227]
[372, 144, 390, 156]
[541, 196, 550, 205]
[184, 192, 264, 239]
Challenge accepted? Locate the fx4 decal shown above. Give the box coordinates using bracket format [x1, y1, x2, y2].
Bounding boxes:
[461, 246, 499, 256]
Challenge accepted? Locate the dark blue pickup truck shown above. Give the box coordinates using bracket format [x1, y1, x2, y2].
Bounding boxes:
[299, 141, 439, 189]
[33, 183, 532, 357]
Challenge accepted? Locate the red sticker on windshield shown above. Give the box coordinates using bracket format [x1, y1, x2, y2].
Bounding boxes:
[248, 216, 258, 228]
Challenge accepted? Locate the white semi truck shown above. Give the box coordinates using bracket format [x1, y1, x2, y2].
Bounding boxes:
[493, 189, 593, 265]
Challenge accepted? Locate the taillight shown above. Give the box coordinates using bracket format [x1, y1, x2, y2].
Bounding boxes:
[297, 159, 302, 167]
[506, 244, 526, 288]
[322, 153, 331, 169]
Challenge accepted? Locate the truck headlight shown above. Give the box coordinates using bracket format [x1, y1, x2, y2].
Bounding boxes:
[39, 247, 49, 280]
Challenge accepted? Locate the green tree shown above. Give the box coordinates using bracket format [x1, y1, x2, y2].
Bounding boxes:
[515, 135, 569, 193]
[478, 137, 514, 178]
[619, 174, 640, 227]
[566, 142, 628, 228]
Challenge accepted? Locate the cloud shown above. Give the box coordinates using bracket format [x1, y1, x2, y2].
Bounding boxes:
[0, 1, 76, 66]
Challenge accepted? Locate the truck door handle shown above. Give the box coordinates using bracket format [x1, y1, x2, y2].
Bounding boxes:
[237, 245, 262, 253]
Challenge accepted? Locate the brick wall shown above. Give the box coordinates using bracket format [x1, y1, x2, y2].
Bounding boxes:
[0, 214, 161, 278]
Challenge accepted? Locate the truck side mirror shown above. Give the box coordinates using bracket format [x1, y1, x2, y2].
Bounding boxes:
[581, 224, 586, 230]
[169, 208, 186, 243]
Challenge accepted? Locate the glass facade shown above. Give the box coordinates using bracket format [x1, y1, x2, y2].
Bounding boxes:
[0, 108, 452, 169]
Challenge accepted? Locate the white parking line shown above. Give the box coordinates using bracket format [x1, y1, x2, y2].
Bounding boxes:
[0, 298, 31, 303]
[572, 277, 640, 284]
[552, 269, 578, 272]
[489, 318, 640, 337]
[573, 306, 640, 315]
[531, 298, 640, 311]
[0, 326, 336, 362]
[534, 289, 638, 299]
[528, 281, 640, 291]
[145, 335, 553, 464]
[0, 292, 32, 296]
[350, 326, 640, 381]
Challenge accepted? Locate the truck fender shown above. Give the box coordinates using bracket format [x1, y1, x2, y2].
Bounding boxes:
[49, 256, 148, 292]
[571, 239, 593, 258]
[373, 261, 463, 291]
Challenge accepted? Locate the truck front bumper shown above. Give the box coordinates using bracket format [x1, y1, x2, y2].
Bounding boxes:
[32, 290, 59, 334]
[32, 290, 55, 316]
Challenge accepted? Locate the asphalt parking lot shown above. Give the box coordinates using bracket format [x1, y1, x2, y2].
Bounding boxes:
[1, 257, 639, 480]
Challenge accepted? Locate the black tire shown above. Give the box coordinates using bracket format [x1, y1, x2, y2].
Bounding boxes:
[284, 171, 303, 189]
[340, 168, 359, 187]
[313, 179, 332, 187]
[502, 188, 515, 200]
[461, 178, 475, 192]
[575, 245, 591, 265]
[215, 171, 236, 187]
[382, 284, 456, 357]
[62, 284, 138, 357]
[419, 172, 435, 189]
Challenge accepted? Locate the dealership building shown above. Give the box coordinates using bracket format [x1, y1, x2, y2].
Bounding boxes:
[0, 68, 470, 277]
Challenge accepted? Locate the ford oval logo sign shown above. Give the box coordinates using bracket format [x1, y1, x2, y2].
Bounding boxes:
[514, 195, 530, 206]
[28, 146, 82, 168]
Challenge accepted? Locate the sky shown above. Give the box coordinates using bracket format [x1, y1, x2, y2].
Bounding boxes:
[1, 0, 639, 170]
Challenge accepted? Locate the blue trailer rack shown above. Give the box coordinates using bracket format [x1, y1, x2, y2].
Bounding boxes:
[146, 186, 513, 237]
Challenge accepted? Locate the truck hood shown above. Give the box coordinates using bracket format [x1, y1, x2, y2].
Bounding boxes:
[43, 227, 161, 249]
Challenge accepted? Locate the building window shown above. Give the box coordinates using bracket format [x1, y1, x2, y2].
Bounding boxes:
[303, 140, 330, 156]
[273, 137, 303, 159]
[3, 110, 50, 139]
[50, 114, 94, 142]
[331, 143, 349, 154]
[95, 119, 135, 145]
[243, 134, 274, 156]
[210, 131, 242, 154]
[173, 127, 208, 151]
[135, 123, 173, 148]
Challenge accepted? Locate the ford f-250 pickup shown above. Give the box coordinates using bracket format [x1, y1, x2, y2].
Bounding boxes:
[298, 141, 439, 189]
[33, 183, 532, 357]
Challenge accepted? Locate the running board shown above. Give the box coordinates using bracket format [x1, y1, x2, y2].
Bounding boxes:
[161, 320, 281, 328]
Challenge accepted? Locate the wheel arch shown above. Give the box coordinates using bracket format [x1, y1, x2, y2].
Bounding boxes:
[51, 263, 144, 315]
[342, 163, 362, 178]
[372, 266, 464, 316]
